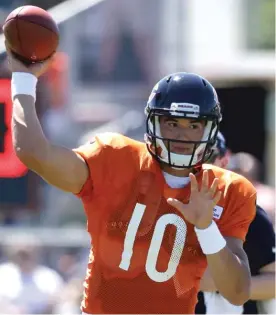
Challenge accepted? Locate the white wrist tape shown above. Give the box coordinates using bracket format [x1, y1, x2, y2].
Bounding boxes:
[11, 72, 38, 102]
[194, 220, 226, 255]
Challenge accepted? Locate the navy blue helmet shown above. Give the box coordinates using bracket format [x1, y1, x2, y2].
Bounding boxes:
[145, 72, 222, 168]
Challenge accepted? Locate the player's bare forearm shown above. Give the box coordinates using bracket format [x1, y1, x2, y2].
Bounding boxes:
[199, 268, 216, 292]
[12, 95, 88, 193]
[12, 95, 48, 156]
[200, 268, 275, 301]
[206, 238, 250, 305]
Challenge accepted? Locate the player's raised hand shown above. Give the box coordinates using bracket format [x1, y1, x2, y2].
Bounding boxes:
[167, 170, 222, 229]
[5, 41, 54, 78]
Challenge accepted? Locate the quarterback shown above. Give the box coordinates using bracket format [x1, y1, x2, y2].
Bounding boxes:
[7, 44, 256, 314]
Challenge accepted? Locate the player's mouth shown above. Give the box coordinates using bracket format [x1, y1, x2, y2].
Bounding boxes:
[170, 145, 193, 154]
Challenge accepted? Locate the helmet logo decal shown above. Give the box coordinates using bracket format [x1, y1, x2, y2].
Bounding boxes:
[170, 103, 200, 118]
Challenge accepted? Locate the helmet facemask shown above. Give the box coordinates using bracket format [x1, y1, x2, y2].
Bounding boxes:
[145, 108, 219, 169]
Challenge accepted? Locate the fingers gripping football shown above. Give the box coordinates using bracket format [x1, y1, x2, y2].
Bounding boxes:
[167, 170, 222, 229]
[5, 41, 53, 78]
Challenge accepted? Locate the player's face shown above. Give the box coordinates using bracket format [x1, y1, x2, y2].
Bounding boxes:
[159, 117, 205, 154]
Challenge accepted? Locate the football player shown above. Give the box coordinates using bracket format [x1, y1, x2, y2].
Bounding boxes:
[7, 45, 256, 314]
[196, 132, 275, 314]
[228, 152, 275, 227]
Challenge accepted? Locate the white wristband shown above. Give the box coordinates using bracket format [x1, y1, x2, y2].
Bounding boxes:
[194, 221, 226, 255]
[11, 72, 38, 102]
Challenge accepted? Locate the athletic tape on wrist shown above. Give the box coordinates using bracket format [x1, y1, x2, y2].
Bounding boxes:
[11, 72, 37, 101]
[194, 220, 226, 255]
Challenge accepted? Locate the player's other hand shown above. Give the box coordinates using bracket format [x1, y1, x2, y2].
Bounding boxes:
[167, 170, 222, 229]
[5, 40, 54, 78]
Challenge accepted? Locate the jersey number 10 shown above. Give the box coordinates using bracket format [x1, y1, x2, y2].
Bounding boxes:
[119, 203, 187, 282]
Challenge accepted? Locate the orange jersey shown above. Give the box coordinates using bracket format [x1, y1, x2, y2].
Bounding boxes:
[74, 133, 256, 314]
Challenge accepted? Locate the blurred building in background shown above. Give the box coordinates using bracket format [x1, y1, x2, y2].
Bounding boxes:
[0, 0, 274, 313]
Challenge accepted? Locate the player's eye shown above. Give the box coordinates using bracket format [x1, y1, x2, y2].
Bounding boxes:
[168, 121, 178, 128]
[189, 123, 201, 130]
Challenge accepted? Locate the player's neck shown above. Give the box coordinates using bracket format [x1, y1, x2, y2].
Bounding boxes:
[161, 164, 193, 177]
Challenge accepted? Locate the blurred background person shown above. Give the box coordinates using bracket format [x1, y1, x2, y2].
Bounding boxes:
[52, 277, 84, 314]
[228, 152, 275, 226]
[0, 240, 64, 314]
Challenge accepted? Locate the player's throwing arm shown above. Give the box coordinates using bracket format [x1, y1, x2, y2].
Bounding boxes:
[5, 7, 89, 194]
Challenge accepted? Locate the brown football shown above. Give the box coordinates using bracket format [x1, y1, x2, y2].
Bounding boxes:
[3, 5, 59, 64]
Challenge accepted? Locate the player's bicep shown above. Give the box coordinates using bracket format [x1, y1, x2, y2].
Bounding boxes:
[26, 144, 89, 193]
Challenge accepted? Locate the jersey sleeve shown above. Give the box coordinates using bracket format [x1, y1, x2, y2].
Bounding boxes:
[218, 177, 257, 242]
[73, 136, 110, 200]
